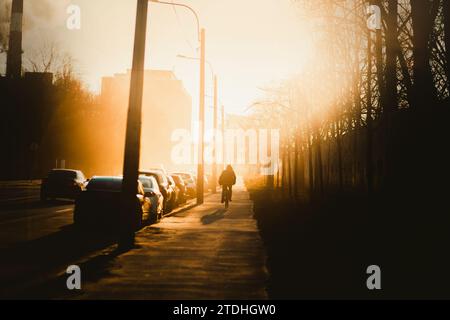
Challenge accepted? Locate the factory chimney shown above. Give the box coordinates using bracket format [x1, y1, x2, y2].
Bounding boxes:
[6, 0, 23, 79]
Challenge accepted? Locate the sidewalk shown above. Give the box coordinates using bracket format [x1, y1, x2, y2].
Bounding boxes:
[63, 183, 268, 299]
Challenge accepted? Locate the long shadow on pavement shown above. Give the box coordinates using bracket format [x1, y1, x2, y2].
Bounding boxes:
[0, 223, 120, 299]
[18, 244, 133, 299]
[0, 199, 74, 220]
[201, 208, 227, 225]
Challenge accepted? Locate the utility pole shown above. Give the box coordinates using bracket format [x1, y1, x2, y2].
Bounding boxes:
[221, 104, 225, 170]
[6, 0, 23, 79]
[119, 0, 148, 248]
[211, 75, 218, 193]
[197, 28, 206, 205]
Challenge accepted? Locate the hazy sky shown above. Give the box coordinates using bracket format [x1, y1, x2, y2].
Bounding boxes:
[2, 0, 313, 116]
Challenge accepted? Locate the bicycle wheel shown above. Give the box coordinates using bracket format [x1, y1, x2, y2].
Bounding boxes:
[224, 188, 229, 209]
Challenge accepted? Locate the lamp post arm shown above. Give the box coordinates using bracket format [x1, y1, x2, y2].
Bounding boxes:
[176, 55, 214, 79]
[149, 0, 200, 41]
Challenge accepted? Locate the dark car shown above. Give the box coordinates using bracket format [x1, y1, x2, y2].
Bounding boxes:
[139, 170, 174, 213]
[170, 174, 187, 204]
[40, 169, 88, 201]
[172, 172, 196, 198]
[74, 176, 151, 230]
[138, 175, 164, 222]
[167, 175, 180, 208]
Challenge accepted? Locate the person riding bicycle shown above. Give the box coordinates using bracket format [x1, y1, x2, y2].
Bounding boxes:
[219, 165, 236, 203]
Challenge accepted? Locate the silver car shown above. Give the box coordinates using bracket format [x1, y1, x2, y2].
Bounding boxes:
[139, 175, 164, 222]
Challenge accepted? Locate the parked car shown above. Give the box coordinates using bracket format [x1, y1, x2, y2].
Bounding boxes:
[74, 176, 151, 230]
[170, 174, 187, 204]
[147, 167, 167, 175]
[139, 170, 174, 213]
[138, 175, 164, 222]
[192, 173, 208, 192]
[40, 169, 88, 201]
[172, 172, 196, 198]
[167, 175, 181, 207]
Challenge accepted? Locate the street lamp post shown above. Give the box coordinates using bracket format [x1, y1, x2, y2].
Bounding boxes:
[212, 75, 218, 193]
[197, 28, 206, 204]
[150, 0, 205, 205]
[222, 104, 225, 170]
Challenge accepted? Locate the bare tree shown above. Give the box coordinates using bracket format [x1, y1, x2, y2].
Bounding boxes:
[249, 0, 449, 199]
[24, 41, 63, 74]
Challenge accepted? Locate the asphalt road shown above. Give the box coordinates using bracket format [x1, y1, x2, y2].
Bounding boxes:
[0, 200, 74, 249]
[0, 183, 75, 244]
[0, 186, 79, 297]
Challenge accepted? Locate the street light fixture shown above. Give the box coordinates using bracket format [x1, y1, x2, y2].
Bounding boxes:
[176, 54, 214, 76]
[149, 0, 200, 40]
[120, 0, 204, 247]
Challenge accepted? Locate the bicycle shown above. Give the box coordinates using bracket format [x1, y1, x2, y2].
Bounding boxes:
[222, 185, 231, 209]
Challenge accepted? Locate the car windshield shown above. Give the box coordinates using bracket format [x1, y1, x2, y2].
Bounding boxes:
[48, 170, 77, 180]
[139, 176, 155, 189]
[173, 173, 191, 180]
[77, 171, 86, 181]
[171, 175, 182, 184]
[150, 172, 167, 185]
[87, 177, 122, 192]
[159, 174, 168, 185]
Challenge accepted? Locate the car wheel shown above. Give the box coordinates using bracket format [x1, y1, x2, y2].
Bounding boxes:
[163, 200, 171, 214]
[149, 209, 157, 224]
[134, 205, 144, 230]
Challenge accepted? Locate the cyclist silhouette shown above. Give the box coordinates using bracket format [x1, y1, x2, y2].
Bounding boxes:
[219, 165, 236, 204]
